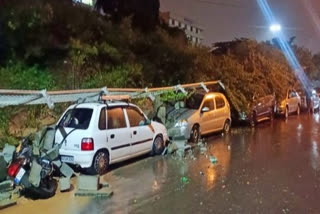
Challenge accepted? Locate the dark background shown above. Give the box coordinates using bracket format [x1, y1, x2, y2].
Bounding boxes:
[161, 0, 320, 52]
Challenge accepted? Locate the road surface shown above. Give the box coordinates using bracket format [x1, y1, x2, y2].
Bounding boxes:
[3, 114, 320, 214]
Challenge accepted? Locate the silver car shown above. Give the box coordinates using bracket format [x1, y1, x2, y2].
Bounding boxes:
[166, 92, 231, 144]
[310, 90, 320, 113]
[277, 89, 301, 118]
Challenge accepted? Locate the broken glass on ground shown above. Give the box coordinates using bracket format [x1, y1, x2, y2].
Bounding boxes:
[209, 156, 218, 164]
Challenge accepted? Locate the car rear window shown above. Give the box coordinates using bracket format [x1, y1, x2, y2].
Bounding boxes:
[59, 108, 93, 130]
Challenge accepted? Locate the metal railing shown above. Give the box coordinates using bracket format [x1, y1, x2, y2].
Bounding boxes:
[0, 81, 223, 108]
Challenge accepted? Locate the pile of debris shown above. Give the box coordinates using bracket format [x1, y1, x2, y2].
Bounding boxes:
[0, 126, 112, 209]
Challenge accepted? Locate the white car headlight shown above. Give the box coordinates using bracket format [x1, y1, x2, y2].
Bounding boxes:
[174, 119, 188, 128]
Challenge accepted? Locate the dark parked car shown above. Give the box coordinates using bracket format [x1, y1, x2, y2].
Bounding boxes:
[297, 90, 308, 110]
[249, 94, 276, 127]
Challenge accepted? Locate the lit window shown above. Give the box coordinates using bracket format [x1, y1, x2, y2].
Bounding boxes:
[81, 0, 93, 5]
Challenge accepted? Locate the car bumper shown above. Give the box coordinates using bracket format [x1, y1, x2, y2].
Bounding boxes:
[277, 106, 285, 115]
[59, 149, 95, 168]
[167, 126, 190, 141]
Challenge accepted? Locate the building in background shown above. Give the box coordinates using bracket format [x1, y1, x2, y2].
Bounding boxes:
[74, 0, 96, 7]
[160, 11, 204, 45]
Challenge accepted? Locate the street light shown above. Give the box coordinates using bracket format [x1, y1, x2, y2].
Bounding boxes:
[269, 24, 282, 32]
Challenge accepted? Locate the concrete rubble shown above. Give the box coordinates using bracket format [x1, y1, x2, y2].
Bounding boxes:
[166, 138, 214, 164]
[0, 126, 113, 208]
[0, 180, 19, 209]
[2, 144, 15, 164]
[75, 175, 113, 198]
[59, 177, 71, 192]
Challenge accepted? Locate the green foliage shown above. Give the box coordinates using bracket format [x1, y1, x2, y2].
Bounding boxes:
[0, 108, 19, 149]
[160, 91, 188, 103]
[0, 135, 19, 149]
[210, 39, 298, 113]
[294, 46, 318, 79]
[0, 109, 10, 132]
[0, 62, 55, 90]
[68, 39, 99, 89]
[82, 64, 144, 88]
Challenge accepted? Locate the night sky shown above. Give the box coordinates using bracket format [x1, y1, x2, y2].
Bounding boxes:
[161, 0, 320, 53]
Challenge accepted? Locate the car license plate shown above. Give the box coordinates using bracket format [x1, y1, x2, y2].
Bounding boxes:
[61, 155, 74, 164]
[14, 168, 26, 184]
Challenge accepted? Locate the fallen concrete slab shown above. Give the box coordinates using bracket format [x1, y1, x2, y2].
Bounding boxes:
[0, 188, 19, 209]
[0, 197, 17, 209]
[75, 175, 113, 198]
[75, 183, 113, 199]
[0, 181, 13, 193]
[77, 175, 99, 191]
[59, 177, 71, 192]
[60, 163, 74, 178]
[28, 160, 42, 187]
[3, 144, 15, 163]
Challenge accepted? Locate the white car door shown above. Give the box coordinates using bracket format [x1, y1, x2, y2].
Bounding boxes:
[125, 107, 154, 155]
[106, 107, 131, 162]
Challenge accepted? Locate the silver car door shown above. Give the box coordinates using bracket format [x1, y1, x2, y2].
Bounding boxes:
[214, 95, 227, 130]
[199, 97, 215, 134]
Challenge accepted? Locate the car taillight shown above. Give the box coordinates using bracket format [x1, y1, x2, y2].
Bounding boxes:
[81, 138, 94, 151]
[8, 162, 21, 177]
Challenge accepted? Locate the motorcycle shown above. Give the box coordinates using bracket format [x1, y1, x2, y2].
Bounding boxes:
[7, 135, 58, 199]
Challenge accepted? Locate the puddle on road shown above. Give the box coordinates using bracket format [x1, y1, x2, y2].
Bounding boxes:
[4, 114, 320, 213]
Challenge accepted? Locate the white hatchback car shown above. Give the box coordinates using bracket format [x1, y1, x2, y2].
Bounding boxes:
[55, 102, 168, 175]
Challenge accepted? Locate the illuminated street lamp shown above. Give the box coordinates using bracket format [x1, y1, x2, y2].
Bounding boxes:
[269, 24, 282, 32]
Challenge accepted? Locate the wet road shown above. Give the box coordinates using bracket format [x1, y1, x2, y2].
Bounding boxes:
[4, 114, 320, 214]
